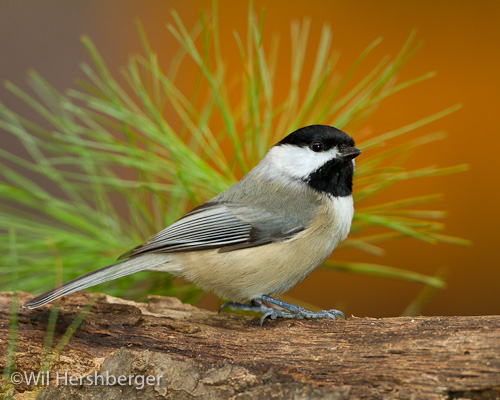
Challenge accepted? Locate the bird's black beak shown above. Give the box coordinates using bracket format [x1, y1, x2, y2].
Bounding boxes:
[340, 147, 362, 160]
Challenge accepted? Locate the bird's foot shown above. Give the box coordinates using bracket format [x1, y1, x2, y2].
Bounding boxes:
[259, 307, 345, 325]
[219, 295, 345, 326]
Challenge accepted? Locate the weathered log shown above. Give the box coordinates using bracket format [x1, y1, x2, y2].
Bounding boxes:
[1, 291, 499, 399]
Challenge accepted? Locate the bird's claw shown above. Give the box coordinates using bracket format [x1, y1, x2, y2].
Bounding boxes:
[260, 307, 345, 325]
[220, 296, 345, 326]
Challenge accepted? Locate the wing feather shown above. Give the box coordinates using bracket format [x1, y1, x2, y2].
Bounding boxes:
[121, 202, 304, 259]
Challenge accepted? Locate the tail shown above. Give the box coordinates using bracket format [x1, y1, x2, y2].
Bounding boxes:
[23, 253, 168, 309]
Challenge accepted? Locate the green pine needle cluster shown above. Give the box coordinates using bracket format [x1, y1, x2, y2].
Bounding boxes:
[0, 5, 469, 308]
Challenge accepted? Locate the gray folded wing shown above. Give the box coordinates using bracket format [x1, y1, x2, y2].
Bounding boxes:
[122, 202, 305, 259]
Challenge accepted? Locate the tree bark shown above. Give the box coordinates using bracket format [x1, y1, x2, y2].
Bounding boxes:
[1, 291, 499, 399]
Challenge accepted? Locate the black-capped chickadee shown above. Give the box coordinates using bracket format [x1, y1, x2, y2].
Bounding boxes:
[24, 125, 361, 325]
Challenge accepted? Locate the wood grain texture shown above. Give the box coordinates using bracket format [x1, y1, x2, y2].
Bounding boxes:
[1, 291, 499, 399]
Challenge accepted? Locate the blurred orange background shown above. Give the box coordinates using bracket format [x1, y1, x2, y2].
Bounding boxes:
[1, 1, 499, 317]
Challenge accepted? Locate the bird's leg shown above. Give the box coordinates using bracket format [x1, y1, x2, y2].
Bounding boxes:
[218, 298, 275, 315]
[256, 295, 346, 325]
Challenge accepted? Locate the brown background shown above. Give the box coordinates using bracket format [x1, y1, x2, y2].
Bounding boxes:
[1, 1, 499, 317]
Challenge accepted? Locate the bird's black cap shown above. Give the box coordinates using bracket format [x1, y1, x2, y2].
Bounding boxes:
[277, 125, 355, 151]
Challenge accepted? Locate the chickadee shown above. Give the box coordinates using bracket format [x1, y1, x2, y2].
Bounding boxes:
[24, 125, 361, 325]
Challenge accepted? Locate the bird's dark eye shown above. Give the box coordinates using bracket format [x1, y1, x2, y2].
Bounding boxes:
[311, 142, 324, 152]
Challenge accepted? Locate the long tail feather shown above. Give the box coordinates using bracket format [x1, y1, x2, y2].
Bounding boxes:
[23, 253, 168, 309]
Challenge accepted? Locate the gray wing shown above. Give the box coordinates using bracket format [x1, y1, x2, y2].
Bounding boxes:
[121, 202, 305, 259]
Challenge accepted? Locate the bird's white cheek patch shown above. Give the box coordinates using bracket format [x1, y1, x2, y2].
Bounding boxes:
[265, 145, 340, 180]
